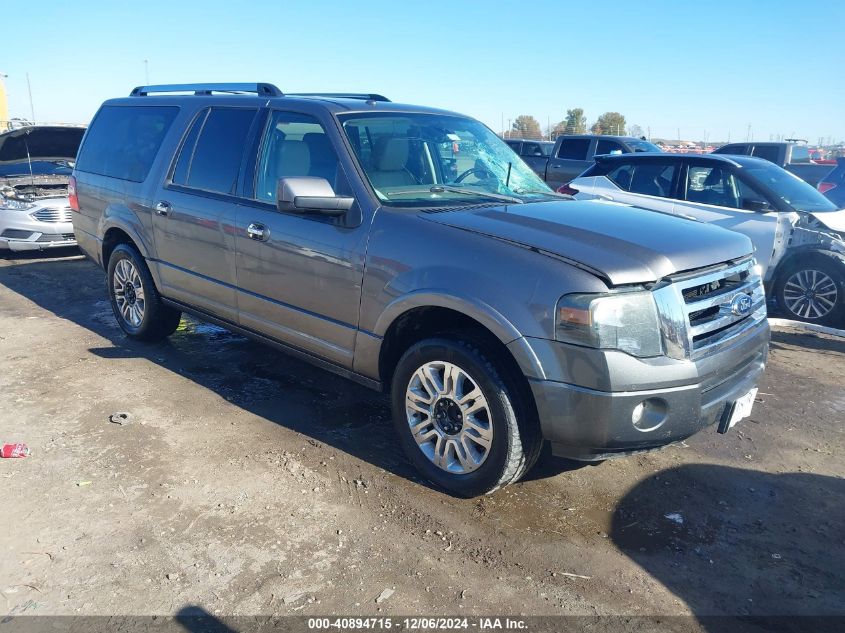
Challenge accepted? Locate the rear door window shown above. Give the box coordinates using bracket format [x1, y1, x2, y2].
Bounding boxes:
[751, 145, 780, 163]
[622, 163, 676, 197]
[719, 144, 750, 155]
[556, 138, 590, 160]
[183, 107, 258, 194]
[76, 105, 178, 182]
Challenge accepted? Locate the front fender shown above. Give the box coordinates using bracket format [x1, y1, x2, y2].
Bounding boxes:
[772, 246, 845, 286]
[372, 290, 523, 344]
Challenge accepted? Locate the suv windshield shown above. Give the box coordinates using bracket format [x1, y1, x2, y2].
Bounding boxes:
[339, 112, 554, 207]
[743, 161, 837, 213]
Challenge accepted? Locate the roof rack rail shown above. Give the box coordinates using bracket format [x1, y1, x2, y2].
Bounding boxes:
[130, 83, 283, 97]
[287, 93, 391, 102]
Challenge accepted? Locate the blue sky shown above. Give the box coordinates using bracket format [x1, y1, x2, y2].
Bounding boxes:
[3, 0, 843, 142]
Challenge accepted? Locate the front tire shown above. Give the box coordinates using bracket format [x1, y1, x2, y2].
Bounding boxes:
[775, 255, 845, 327]
[107, 244, 182, 341]
[391, 336, 541, 497]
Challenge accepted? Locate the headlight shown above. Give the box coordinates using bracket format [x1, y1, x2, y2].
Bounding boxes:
[0, 196, 35, 211]
[556, 291, 663, 357]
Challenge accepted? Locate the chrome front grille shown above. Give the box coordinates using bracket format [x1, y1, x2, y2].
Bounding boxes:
[654, 257, 767, 360]
[31, 207, 73, 223]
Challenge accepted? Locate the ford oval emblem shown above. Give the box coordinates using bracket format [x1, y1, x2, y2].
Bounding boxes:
[731, 293, 754, 316]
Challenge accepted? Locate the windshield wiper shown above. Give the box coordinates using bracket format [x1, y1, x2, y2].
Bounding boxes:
[514, 189, 574, 200]
[384, 186, 524, 205]
[429, 185, 523, 204]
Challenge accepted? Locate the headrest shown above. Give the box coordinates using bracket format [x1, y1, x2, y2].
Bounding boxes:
[278, 140, 310, 176]
[375, 137, 409, 171]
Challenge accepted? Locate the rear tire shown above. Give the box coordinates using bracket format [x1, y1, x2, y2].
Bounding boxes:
[107, 243, 181, 341]
[775, 255, 845, 328]
[391, 336, 541, 497]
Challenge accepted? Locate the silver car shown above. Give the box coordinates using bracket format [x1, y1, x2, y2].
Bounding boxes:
[568, 153, 845, 326]
[0, 125, 85, 254]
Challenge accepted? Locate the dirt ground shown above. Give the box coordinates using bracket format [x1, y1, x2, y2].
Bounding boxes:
[1, 249, 843, 623]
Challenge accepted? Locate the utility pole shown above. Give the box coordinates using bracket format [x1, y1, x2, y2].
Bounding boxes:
[746, 123, 751, 142]
[25, 73, 35, 122]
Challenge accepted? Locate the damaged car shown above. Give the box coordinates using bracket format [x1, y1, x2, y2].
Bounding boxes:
[0, 125, 86, 254]
[568, 153, 845, 326]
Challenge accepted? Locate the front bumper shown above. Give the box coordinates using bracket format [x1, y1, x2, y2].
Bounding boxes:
[0, 234, 78, 252]
[0, 203, 76, 252]
[0, 197, 76, 251]
[513, 318, 770, 460]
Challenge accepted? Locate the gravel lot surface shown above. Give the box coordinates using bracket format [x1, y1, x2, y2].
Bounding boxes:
[1, 250, 843, 624]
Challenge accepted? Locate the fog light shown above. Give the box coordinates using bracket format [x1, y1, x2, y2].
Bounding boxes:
[632, 398, 668, 432]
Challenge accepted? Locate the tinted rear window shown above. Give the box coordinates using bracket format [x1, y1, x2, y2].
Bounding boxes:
[76, 105, 178, 182]
[557, 138, 590, 160]
[184, 107, 257, 194]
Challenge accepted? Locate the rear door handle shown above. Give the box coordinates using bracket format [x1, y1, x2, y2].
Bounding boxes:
[247, 222, 269, 241]
[154, 201, 172, 217]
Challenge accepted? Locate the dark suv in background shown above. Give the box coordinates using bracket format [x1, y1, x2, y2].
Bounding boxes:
[71, 83, 769, 496]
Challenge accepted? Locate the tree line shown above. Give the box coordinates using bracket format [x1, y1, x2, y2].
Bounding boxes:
[504, 109, 644, 140]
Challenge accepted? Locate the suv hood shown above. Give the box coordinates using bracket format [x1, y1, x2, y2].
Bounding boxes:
[422, 200, 753, 285]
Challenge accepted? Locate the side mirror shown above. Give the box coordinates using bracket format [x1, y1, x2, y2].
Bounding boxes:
[276, 177, 354, 216]
[742, 199, 773, 213]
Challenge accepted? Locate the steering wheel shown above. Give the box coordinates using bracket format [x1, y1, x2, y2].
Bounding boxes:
[454, 167, 491, 184]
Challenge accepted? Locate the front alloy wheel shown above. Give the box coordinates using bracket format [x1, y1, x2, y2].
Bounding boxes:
[405, 360, 493, 474]
[781, 268, 838, 321]
[775, 255, 845, 328]
[391, 337, 542, 497]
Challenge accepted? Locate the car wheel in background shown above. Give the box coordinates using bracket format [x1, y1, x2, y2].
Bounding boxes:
[775, 254, 845, 328]
[107, 243, 182, 341]
[391, 336, 541, 497]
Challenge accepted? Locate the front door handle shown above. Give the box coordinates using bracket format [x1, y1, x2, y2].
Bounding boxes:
[154, 201, 172, 217]
[247, 222, 269, 241]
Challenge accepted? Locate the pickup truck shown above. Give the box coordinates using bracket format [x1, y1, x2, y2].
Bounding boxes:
[712, 142, 834, 188]
[71, 83, 769, 497]
[533, 134, 662, 190]
[504, 138, 554, 177]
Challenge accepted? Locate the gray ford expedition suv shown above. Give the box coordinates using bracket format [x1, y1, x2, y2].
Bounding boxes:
[71, 83, 770, 497]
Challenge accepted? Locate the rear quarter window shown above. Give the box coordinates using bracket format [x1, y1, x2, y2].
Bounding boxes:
[75, 105, 178, 182]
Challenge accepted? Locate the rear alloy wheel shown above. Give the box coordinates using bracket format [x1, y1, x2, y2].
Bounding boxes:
[775, 255, 845, 327]
[112, 258, 146, 328]
[107, 243, 182, 341]
[391, 337, 541, 497]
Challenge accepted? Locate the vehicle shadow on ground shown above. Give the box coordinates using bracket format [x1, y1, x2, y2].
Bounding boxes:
[610, 463, 845, 626]
[769, 329, 845, 355]
[0, 254, 579, 493]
